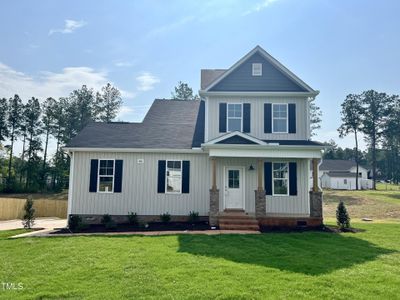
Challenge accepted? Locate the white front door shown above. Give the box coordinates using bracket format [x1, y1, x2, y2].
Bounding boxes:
[224, 167, 244, 209]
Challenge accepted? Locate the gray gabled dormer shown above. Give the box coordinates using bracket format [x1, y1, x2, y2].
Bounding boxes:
[199, 46, 319, 143]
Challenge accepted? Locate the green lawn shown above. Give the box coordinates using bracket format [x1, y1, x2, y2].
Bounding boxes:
[1, 223, 400, 299]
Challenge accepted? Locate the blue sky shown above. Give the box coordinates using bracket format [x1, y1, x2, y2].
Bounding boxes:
[1, 0, 399, 153]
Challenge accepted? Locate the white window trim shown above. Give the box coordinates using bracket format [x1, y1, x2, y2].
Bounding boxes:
[252, 63, 262, 76]
[226, 103, 243, 132]
[272, 103, 289, 134]
[272, 162, 289, 196]
[165, 159, 183, 194]
[97, 159, 115, 193]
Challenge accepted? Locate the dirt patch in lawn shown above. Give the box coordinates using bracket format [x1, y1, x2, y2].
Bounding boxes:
[323, 189, 400, 220]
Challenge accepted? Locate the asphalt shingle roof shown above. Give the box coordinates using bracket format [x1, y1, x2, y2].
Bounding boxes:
[325, 171, 358, 178]
[200, 69, 226, 90]
[66, 99, 204, 149]
[319, 159, 357, 171]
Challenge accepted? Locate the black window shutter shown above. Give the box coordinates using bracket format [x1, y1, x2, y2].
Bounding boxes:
[264, 103, 272, 133]
[243, 103, 251, 133]
[89, 159, 98, 192]
[288, 104, 296, 134]
[264, 162, 272, 195]
[157, 160, 166, 193]
[219, 103, 227, 133]
[289, 162, 297, 196]
[114, 160, 123, 193]
[182, 160, 190, 193]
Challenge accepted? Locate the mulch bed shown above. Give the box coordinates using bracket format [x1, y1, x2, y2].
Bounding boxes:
[52, 221, 212, 234]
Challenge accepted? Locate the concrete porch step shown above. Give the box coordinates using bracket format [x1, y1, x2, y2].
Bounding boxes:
[219, 218, 259, 225]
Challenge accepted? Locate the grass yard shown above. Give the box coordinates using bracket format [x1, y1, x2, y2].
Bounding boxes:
[1, 223, 400, 299]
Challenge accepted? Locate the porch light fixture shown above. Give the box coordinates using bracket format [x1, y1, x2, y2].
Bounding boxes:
[249, 164, 255, 171]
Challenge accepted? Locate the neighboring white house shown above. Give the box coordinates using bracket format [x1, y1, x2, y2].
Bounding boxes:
[317, 159, 372, 190]
[64, 46, 325, 229]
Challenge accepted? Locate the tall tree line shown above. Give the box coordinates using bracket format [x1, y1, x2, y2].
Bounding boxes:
[337, 90, 400, 189]
[0, 83, 122, 193]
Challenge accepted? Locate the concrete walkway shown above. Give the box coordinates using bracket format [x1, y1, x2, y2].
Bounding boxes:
[0, 217, 67, 231]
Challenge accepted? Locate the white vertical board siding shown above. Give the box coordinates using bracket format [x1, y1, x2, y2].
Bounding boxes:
[70, 152, 210, 216]
[215, 157, 310, 216]
[266, 158, 310, 216]
[206, 96, 309, 141]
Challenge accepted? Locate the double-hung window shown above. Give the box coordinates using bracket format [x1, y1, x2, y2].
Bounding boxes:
[227, 103, 242, 132]
[273, 162, 289, 195]
[272, 104, 288, 133]
[98, 160, 114, 193]
[166, 160, 182, 193]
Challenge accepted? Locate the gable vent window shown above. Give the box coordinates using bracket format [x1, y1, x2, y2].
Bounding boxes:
[252, 63, 262, 76]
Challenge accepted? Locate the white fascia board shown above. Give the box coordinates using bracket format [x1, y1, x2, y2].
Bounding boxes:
[209, 148, 322, 159]
[203, 143, 324, 150]
[62, 147, 205, 154]
[199, 91, 319, 97]
[203, 131, 266, 145]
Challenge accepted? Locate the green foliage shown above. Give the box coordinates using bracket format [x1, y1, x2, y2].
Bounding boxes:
[101, 214, 117, 229]
[336, 201, 351, 230]
[0, 97, 8, 143]
[171, 81, 199, 101]
[127, 212, 139, 226]
[309, 96, 322, 136]
[188, 211, 200, 223]
[22, 196, 35, 229]
[95, 83, 122, 122]
[68, 215, 85, 232]
[160, 212, 171, 223]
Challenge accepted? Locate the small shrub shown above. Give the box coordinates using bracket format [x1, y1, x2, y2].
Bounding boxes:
[22, 196, 35, 229]
[68, 215, 85, 232]
[127, 212, 139, 226]
[336, 201, 351, 230]
[101, 214, 117, 230]
[188, 211, 199, 223]
[160, 212, 171, 223]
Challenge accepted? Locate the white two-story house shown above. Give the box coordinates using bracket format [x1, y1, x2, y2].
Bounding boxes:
[64, 46, 325, 230]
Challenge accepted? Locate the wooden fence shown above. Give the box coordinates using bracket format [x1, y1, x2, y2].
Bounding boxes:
[0, 198, 67, 220]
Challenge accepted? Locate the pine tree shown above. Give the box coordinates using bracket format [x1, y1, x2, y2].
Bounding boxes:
[171, 81, 199, 101]
[338, 94, 363, 190]
[41, 97, 57, 188]
[22, 196, 35, 229]
[6, 95, 23, 190]
[336, 201, 350, 230]
[0, 98, 9, 144]
[309, 96, 322, 136]
[95, 83, 122, 122]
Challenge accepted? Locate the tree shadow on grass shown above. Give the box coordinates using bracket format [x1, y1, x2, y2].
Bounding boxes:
[178, 232, 395, 275]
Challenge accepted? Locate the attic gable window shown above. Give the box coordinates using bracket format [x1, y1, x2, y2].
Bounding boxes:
[252, 63, 262, 76]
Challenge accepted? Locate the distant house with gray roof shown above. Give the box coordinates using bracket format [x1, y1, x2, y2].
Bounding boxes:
[318, 159, 372, 190]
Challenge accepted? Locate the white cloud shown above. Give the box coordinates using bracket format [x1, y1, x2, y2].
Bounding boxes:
[243, 0, 279, 15]
[116, 104, 151, 122]
[114, 61, 134, 67]
[49, 19, 87, 35]
[136, 72, 160, 92]
[0, 62, 135, 101]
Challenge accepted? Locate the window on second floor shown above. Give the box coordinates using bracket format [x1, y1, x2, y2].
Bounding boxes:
[227, 103, 242, 132]
[272, 104, 288, 133]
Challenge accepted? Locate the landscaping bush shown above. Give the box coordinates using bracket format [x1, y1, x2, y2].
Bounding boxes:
[188, 211, 199, 223]
[22, 196, 35, 229]
[127, 212, 139, 226]
[101, 214, 117, 229]
[68, 215, 85, 232]
[336, 201, 351, 230]
[160, 212, 171, 223]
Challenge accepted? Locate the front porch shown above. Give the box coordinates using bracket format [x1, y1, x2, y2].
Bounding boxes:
[208, 156, 323, 230]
